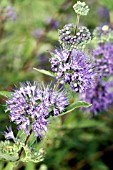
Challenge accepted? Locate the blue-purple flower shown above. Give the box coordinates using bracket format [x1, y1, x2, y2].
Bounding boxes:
[3, 126, 16, 141]
[97, 6, 110, 22]
[0, 5, 16, 22]
[45, 17, 59, 29]
[93, 24, 113, 43]
[6, 82, 68, 137]
[5, 6, 16, 22]
[92, 42, 113, 77]
[50, 49, 94, 93]
[59, 24, 91, 50]
[32, 29, 44, 39]
[80, 79, 113, 115]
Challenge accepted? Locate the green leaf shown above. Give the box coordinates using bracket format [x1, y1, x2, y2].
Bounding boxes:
[16, 129, 27, 142]
[90, 160, 109, 170]
[17, 129, 36, 145]
[0, 91, 12, 98]
[25, 162, 36, 170]
[33, 68, 55, 77]
[3, 162, 16, 170]
[0, 152, 18, 162]
[60, 101, 92, 116]
[27, 132, 36, 146]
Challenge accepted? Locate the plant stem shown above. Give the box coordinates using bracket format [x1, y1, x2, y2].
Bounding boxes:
[54, 80, 61, 91]
[66, 14, 80, 62]
[74, 14, 80, 36]
[16, 129, 33, 161]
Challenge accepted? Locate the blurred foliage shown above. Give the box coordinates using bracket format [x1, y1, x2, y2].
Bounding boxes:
[0, 0, 113, 169]
[42, 109, 113, 170]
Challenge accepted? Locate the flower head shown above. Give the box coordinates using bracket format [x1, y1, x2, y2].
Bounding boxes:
[80, 79, 113, 115]
[59, 24, 91, 50]
[73, 1, 89, 16]
[93, 24, 113, 43]
[50, 49, 94, 93]
[92, 42, 113, 77]
[5, 6, 16, 22]
[6, 82, 68, 137]
[97, 6, 110, 22]
[32, 29, 44, 39]
[45, 17, 59, 29]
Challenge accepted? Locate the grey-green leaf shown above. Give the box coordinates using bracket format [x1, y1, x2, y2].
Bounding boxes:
[33, 68, 55, 77]
[60, 101, 92, 116]
[0, 152, 18, 161]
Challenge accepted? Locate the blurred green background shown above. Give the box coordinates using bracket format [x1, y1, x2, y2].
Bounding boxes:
[0, 0, 113, 169]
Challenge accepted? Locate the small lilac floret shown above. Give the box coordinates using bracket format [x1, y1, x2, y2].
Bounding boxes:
[3, 126, 16, 141]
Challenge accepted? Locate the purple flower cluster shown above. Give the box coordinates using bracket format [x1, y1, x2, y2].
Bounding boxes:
[93, 24, 113, 43]
[6, 82, 68, 137]
[58, 23, 74, 49]
[97, 6, 110, 22]
[92, 42, 113, 77]
[59, 24, 91, 50]
[5, 6, 16, 22]
[45, 17, 59, 29]
[80, 79, 113, 115]
[32, 29, 44, 39]
[50, 49, 94, 93]
[93, 25, 111, 37]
